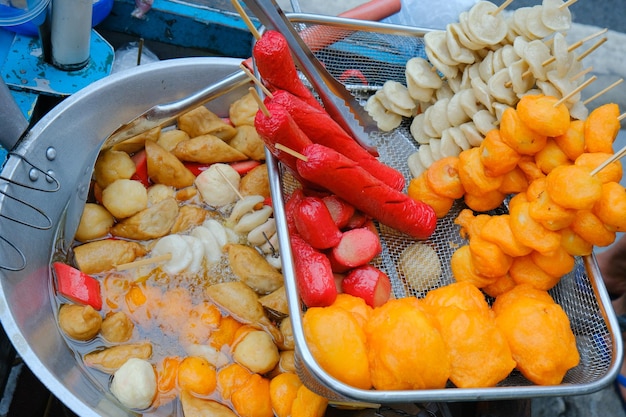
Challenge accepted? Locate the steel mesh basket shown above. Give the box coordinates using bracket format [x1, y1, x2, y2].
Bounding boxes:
[265, 13, 623, 404]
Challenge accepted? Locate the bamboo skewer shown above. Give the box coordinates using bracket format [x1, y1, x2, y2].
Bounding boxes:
[577, 37, 608, 62]
[116, 253, 173, 271]
[491, 0, 515, 15]
[590, 144, 626, 176]
[559, 0, 579, 9]
[240, 64, 273, 99]
[570, 66, 593, 82]
[275, 143, 308, 161]
[215, 165, 244, 200]
[249, 86, 271, 117]
[230, 0, 261, 40]
[583, 78, 624, 105]
[554, 75, 597, 107]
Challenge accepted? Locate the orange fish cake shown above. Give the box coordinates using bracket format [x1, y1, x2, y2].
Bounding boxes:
[575, 152, 623, 184]
[509, 194, 562, 254]
[500, 107, 548, 155]
[546, 165, 603, 210]
[553, 119, 585, 161]
[560, 227, 594, 257]
[534, 139, 571, 175]
[479, 129, 521, 177]
[407, 173, 454, 219]
[593, 181, 626, 232]
[458, 147, 504, 196]
[426, 156, 465, 199]
[508, 254, 562, 291]
[584, 102, 620, 153]
[570, 209, 616, 248]
[480, 214, 533, 257]
[516, 94, 571, 137]
[450, 245, 496, 288]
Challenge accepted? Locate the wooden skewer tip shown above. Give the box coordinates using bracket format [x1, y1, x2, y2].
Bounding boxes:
[554, 75, 597, 107]
[248, 86, 271, 118]
[230, 0, 262, 40]
[275, 143, 308, 161]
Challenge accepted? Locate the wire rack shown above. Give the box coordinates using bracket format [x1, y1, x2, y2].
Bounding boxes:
[265, 13, 623, 404]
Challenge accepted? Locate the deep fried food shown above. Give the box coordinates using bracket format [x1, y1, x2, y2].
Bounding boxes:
[546, 165, 603, 210]
[516, 94, 570, 137]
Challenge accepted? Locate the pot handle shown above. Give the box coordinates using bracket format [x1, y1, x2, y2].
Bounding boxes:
[0, 77, 29, 151]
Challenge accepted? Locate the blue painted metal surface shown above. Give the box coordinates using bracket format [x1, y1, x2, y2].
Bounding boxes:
[1, 30, 114, 97]
[99, 0, 257, 58]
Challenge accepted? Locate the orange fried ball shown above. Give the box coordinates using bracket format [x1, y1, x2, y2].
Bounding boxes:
[269, 372, 302, 417]
[498, 166, 529, 194]
[177, 356, 217, 397]
[553, 119, 585, 161]
[479, 129, 521, 176]
[450, 245, 495, 288]
[508, 193, 561, 254]
[534, 139, 571, 175]
[464, 189, 506, 212]
[480, 214, 533, 257]
[526, 177, 575, 231]
[458, 147, 503, 196]
[531, 246, 575, 278]
[482, 274, 516, 299]
[423, 283, 516, 388]
[545, 164, 603, 210]
[407, 173, 454, 218]
[468, 236, 513, 279]
[516, 94, 571, 137]
[500, 107, 548, 155]
[569, 209, 616, 248]
[364, 297, 451, 390]
[560, 227, 594, 256]
[508, 254, 562, 291]
[593, 181, 626, 232]
[575, 152, 623, 184]
[426, 156, 465, 199]
[302, 305, 371, 390]
[493, 285, 580, 386]
[584, 102, 620, 153]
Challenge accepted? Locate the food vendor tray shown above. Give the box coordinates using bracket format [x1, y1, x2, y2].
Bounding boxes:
[264, 14, 623, 404]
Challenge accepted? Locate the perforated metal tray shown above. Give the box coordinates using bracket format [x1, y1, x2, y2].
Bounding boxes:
[265, 13, 623, 404]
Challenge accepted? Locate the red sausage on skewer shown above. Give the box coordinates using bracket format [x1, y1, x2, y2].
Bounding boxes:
[290, 234, 338, 308]
[296, 144, 437, 240]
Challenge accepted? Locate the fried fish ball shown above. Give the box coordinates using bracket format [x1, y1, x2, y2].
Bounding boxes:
[481, 214, 533, 257]
[229, 92, 259, 127]
[575, 152, 623, 184]
[227, 244, 283, 294]
[560, 227, 593, 256]
[100, 311, 134, 343]
[517, 155, 546, 183]
[110, 358, 157, 410]
[84, 342, 153, 373]
[527, 178, 576, 231]
[94, 150, 137, 189]
[469, 236, 513, 279]
[500, 107, 547, 155]
[498, 166, 529, 194]
[458, 147, 503, 196]
[584, 103, 620, 153]
[569, 209, 616, 248]
[535, 138, 571, 175]
[450, 245, 495, 288]
[101, 179, 148, 219]
[145, 140, 196, 189]
[531, 246, 575, 278]
[546, 165, 603, 210]
[593, 181, 626, 231]
[516, 94, 570, 137]
[482, 273, 516, 298]
[195, 163, 241, 207]
[228, 125, 266, 161]
[74, 239, 146, 274]
[554, 119, 585, 161]
[75, 203, 114, 242]
[464, 189, 506, 212]
[479, 129, 520, 177]
[407, 173, 454, 218]
[232, 329, 280, 374]
[156, 129, 190, 152]
[58, 304, 102, 341]
[509, 193, 561, 254]
[509, 255, 561, 291]
[426, 156, 465, 199]
[110, 197, 180, 241]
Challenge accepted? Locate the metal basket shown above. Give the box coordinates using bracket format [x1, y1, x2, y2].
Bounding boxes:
[265, 13, 623, 404]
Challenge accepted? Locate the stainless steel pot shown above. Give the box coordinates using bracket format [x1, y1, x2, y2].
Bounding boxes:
[0, 57, 247, 416]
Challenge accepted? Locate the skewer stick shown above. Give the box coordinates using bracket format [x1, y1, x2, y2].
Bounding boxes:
[553, 75, 597, 107]
[618, 112, 626, 122]
[559, 0, 579, 9]
[583, 78, 624, 105]
[216, 165, 244, 200]
[275, 143, 308, 161]
[248, 87, 271, 118]
[491, 0, 514, 15]
[590, 144, 626, 176]
[570, 66, 593, 82]
[230, 0, 261, 40]
[577, 37, 608, 62]
[239, 64, 273, 99]
[540, 30, 607, 67]
[116, 253, 173, 271]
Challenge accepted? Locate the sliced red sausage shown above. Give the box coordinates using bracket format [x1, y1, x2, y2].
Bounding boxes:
[290, 234, 338, 307]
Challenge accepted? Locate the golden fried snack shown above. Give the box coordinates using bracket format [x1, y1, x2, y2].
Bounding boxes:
[145, 140, 196, 189]
[239, 164, 270, 198]
[156, 129, 190, 152]
[93, 149, 137, 189]
[424, 284, 515, 388]
[74, 239, 146, 274]
[553, 119, 585, 161]
[498, 166, 529, 194]
[58, 304, 102, 341]
[482, 274, 516, 298]
[111, 126, 161, 154]
[100, 311, 134, 343]
[110, 198, 180, 241]
[423, 281, 490, 317]
[516, 94, 570, 137]
[426, 156, 465, 199]
[531, 246, 575, 278]
[84, 342, 153, 373]
[480, 214, 533, 257]
[469, 237, 513, 279]
[454, 209, 490, 240]
[575, 152, 623, 184]
[407, 173, 454, 218]
[500, 107, 547, 155]
[228, 125, 266, 161]
[508, 255, 561, 291]
[464, 189, 506, 212]
[569, 209, 616, 248]
[508, 193, 561, 254]
[593, 181, 626, 232]
[526, 178, 575, 231]
[178, 106, 237, 140]
[75, 203, 114, 242]
[170, 205, 210, 234]
[479, 129, 520, 177]
[172, 134, 248, 164]
[180, 390, 238, 417]
[450, 245, 495, 288]
[546, 164, 603, 210]
[226, 244, 284, 295]
[493, 285, 580, 386]
[534, 139, 571, 175]
[458, 147, 503, 196]
[364, 297, 450, 390]
[229, 92, 259, 127]
[584, 102, 620, 153]
[560, 227, 593, 256]
[517, 155, 545, 183]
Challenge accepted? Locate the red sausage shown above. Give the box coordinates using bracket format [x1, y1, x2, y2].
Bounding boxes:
[290, 234, 338, 307]
[252, 30, 324, 111]
[294, 196, 343, 249]
[296, 144, 437, 240]
[269, 90, 404, 190]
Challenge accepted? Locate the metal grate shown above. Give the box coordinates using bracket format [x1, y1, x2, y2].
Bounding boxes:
[269, 14, 622, 404]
